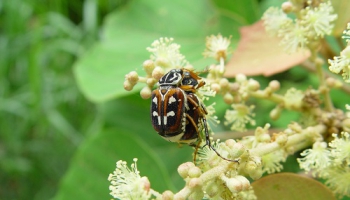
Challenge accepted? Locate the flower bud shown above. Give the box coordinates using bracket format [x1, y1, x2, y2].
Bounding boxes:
[140, 86, 152, 99]
[178, 162, 195, 178]
[270, 106, 281, 120]
[152, 66, 165, 80]
[162, 190, 174, 200]
[189, 177, 203, 188]
[126, 71, 139, 84]
[235, 175, 250, 190]
[211, 83, 221, 92]
[229, 82, 240, 93]
[143, 60, 155, 75]
[229, 142, 245, 158]
[245, 161, 258, 174]
[269, 80, 280, 92]
[223, 93, 234, 104]
[188, 166, 202, 178]
[248, 167, 263, 180]
[235, 74, 247, 83]
[140, 176, 151, 193]
[247, 79, 260, 91]
[219, 78, 229, 89]
[281, 2, 293, 13]
[146, 78, 157, 87]
[124, 80, 134, 91]
[225, 177, 242, 193]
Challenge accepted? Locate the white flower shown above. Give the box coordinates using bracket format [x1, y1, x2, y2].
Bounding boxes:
[301, 2, 337, 37]
[108, 158, 151, 200]
[262, 7, 292, 36]
[278, 21, 308, 53]
[329, 132, 350, 165]
[224, 104, 256, 132]
[324, 166, 350, 197]
[262, 149, 287, 174]
[297, 142, 331, 175]
[203, 34, 231, 61]
[328, 45, 350, 82]
[146, 37, 188, 71]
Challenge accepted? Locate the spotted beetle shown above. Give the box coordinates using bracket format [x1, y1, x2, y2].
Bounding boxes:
[151, 68, 238, 162]
[150, 69, 188, 142]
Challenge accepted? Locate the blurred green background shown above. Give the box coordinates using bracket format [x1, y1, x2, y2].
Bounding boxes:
[1, 0, 348, 199]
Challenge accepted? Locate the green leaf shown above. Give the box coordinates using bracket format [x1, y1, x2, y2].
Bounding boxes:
[54, 94, 194, 199]
[74, 0, 255, 102]
[211, 0, 260, 24]
[54, 128, 173, 200]
[252, 173, 336, 200]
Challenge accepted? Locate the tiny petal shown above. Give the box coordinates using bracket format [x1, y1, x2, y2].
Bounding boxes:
[203, 34, 231, 61]
[146, 37, 188, 71]
[108, 159, 151, 200]
[329, 132, 350, 165]
[301, 2, 337, 37]
[224, 104, 256, 132]
[297, 142, 331, 175]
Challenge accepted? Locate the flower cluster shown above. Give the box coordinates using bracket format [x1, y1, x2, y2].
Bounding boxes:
[108, 158, 157, 199]
[262, 0, 337, 53]
[123, 37, 191, 99]
[328, 23, 350, 83]
[298, 132, 350, 197]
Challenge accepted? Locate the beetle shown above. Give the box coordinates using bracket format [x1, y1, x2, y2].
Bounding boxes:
[151, 68, 238, 162]
[150, 69, 188, 142]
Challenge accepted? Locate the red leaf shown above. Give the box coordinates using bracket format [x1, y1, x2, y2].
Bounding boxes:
[225, 21, 310, 77]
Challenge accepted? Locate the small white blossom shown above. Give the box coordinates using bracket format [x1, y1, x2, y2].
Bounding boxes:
[197, 81, 217, 101]
[278, 21, 308, 53]
[301, 2, 337, 37]
[297, 142, 331, 175]
[262, 7, 292, 36]
[324, 166, 350, 197]
[203, 34, 231, 61]
[328, 45, 350, 82]
[197, 140, 226, 162]
[329, 132, 350, 165]
[262, 149, 287, 174]
[108, 158, 151, 200]
[224, 104, 256, 132]
[146, 37, 188, 71]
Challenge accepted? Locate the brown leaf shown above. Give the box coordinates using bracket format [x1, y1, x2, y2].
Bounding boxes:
[252, 173, 336, 200]
[225, 21, 310, 77]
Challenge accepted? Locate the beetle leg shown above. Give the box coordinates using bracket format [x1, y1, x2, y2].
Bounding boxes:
[185, 113, 201, 163]
[202, 118, 239, 163]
